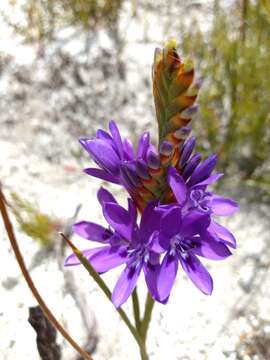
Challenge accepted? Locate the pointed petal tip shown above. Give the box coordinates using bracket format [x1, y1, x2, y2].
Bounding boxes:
[64, 253, 79, 267]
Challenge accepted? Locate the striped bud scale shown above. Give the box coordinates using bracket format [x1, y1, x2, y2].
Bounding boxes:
[147, 150, 160, 170]
[159, 140, 173, 156]
[165, 132, 182, 146]
[169, 59, 194, 99]
[183, 58, 194, 73]
[170, 146, 181, 167]
[181, 104, 199, 119]
[168, 114, 190, 129]
[163, 39, 181, 74]
[174, 124, 192, 140]
[168, 94, 197, 118]
[148, 166, 164, 184]
[136, 159, 150, 180]
[185, 80, 201, 97]
[141, 176, 159, 193]
[138, 186, 155, 202]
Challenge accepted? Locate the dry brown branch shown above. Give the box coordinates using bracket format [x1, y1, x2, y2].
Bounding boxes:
[0, 185, 93, 360]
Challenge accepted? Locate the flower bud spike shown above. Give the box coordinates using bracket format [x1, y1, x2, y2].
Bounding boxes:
[152, 40, 198, 146]
[174, 124, 192, 140]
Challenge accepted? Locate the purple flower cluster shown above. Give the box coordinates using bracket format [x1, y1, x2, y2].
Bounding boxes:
[66, 121, 238, 308]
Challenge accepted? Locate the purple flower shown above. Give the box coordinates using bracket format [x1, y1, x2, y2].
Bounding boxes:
[169, 160, 239, 212]
[65, 187, 130, 273]
[167, 165, 238, 248]
[156, 207, 231, 301]
[110, 201, 163, 307]
[65, 187, 162, 308]
[80, 120, 152, 192]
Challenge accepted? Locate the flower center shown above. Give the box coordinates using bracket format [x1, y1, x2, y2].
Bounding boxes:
[127, 245, 149, 269]
[189, 189, 210, 212]
[169, 233, 198, 258]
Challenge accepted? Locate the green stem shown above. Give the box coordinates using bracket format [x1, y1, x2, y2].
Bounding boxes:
[132, 287, 141, 331]
[140, 292, 155, 343]
[60, 233, 148, 360]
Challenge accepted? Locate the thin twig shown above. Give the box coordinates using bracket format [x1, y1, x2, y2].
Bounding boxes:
[0, 186, 93, 360]
[28, 305, 61, 360]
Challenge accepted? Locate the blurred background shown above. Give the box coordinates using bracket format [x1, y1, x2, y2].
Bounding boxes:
[1, 0, 270, 359]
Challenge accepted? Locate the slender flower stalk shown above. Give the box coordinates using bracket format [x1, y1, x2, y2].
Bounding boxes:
[132, 288, 141, 330]
[140, 293, 155, 342]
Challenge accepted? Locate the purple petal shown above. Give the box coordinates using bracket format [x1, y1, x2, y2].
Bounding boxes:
[121, 162, 141, 187]
[112, 264, 142, 308]
[89, 245, 128, 273]
[148, 251, 160, 265]
[128, 198, 138, 225]
[188, 154, 217, 187]
[109, 120, 124, 159]
[147, 150, 160, 169]
[157, 253, 178, 301]
[123, 138, 135, 160]
[143, 263, 160, 301]
[96, 129, 114, 144]
[137, 132, 150, 160]
[158, 232, 171, 251]
[139, 202, 161, 243]
[85, 139, 120, 176]
[179, 253, 213, 295]
[103, 203, 135, 241]
[149, 231, 166, 253]
[210, 195, 239, 216]
[194, 173, 224, 187]
[64, 247, 104, 266]
[182, 153, 201, 180]
[167, 167, 187, 206]
[160, 141, 173, 156]
[97, 187, 117, 206]
[83, 168, 120, 184]
[181, 211, 210, 237]
[192, 232, 232, 260]
[136, 159, 150, 179]
[209, 220, 237, 248]
[160, 206, 182, 237]
[79, 138, 91, 152]
[147, 143, 158, 158]
[72, 221, 110, 243]
[120, 165, 135, 190]
[179, 136, 196, 167]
